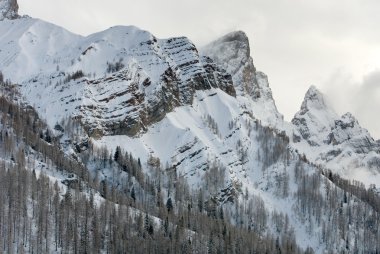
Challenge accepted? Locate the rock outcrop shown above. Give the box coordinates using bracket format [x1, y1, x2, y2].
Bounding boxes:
[202, 31, 283, 126]
[0, 0, 19, 21]
[75, 31, 236, 137]
[0, 21, 235, 137]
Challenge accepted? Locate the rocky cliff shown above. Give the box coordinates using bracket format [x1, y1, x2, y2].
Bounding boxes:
[202, 31, 283, 126]
[0, 20, 235, 137]
[0, 0, 18, 20]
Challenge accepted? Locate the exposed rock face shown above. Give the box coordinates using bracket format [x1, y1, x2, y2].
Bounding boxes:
[159, 36, 235, 104]
[202, 31, 268, 99]
[0, 0, 19, 21]
[77, 35, 235, 137]
[202, 31, 283, 126]
[78, 64, 183, 137]
[0, 19, 236, 137]
[327, 112, 380, 154]
[201, 31, 250, 77]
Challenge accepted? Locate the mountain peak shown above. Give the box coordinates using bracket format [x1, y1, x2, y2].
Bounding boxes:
[341, 112, 358, 125]
[300, 85, 329, 113]
[201, 30, 250, 76]
[215, 30, 250, 50]
[201, 31, 283, 126]
[292, 86, 338, 145]
[0, 0, 19, 21]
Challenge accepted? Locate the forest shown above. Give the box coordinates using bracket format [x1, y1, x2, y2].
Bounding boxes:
[1, 78, 380, 253]
[0, 79, 306, 254]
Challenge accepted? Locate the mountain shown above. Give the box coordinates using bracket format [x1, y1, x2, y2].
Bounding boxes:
[201, 31, 283, 127]
[0, 17, 235, 137]
[292, 85, 380, 184]
[1, 1, 380, 253]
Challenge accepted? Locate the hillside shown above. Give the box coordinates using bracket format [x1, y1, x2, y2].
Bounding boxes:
[1, 1, 380, 253]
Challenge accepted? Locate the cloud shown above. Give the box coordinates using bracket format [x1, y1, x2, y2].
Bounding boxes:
[354, 72, 380, 139]
[323, 69, 380, 139]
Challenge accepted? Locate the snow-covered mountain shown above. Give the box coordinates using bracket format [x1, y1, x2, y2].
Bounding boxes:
[0, 16, 236, 137]
[1, 1, 380, 253]
[202, 30, 283, 127]
[292, 86, 380, 184]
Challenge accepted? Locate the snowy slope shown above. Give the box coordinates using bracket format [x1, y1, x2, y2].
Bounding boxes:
[0, 17, 82, 80]
[1, 6, 380, 252]
[0, 17, 235, 137]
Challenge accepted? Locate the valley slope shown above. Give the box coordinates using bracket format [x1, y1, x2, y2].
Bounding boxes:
[1, 4, 380, 253]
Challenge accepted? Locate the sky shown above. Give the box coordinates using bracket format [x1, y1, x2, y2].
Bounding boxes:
[18, 0, 380, 139]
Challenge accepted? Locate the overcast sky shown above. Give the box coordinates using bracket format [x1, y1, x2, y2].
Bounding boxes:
[18, 0, 380, 139]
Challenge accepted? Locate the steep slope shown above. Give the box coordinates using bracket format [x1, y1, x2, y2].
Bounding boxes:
[2, 86, 305, 254]
[0, 18, 235, 137]
[292, 86, 380, 184]
[0, 17, 82, 80]
[292, 86, 339, 146]
[1, 4, 380, 252]
[201, 31, 283, 127]
[92, 85, 380, 252]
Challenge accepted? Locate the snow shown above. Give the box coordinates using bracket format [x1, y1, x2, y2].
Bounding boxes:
[0, 17, 237, 137]
[201, 31, 284, 128]
[93, 88, 243, 183]
[292, 85, 380, 187]
[1, 14, 379, 252]
[91, 86, 326, 251]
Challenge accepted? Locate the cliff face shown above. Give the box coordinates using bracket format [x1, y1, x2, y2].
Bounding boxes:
[202, 31, 283, 127]
[0, 20, 235, 137]
[74, 32, 236, 137]
[0, 0, 19, 21]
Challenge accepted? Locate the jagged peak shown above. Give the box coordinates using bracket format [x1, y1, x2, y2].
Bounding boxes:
[256, 71, 267, 80]
[213, 30, 250, 50]
[341, 112, 357, 123]
[206, 30, 249, 47]
[202, 31, 283, 125]
[201, 30, 250, 75]
[304, 85, 323, 100]
[300, 85, 330, 113]
[0, 0, 19, 21]
[333, 112, 360, 132]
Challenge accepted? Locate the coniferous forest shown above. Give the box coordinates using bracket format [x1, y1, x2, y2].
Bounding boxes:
[0, 80, 307, 253]
[1, 78, 380, 253]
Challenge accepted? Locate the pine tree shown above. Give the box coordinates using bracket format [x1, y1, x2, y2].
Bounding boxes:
[166, 197, 173, 213]
[114, 146, 121, 162]
[131, 187, 136, 202]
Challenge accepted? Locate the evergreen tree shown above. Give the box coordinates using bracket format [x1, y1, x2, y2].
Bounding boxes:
[166, 197, 173, 213]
